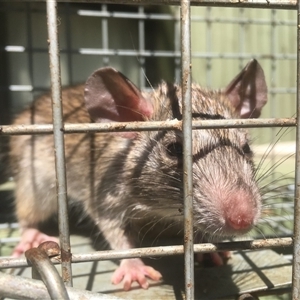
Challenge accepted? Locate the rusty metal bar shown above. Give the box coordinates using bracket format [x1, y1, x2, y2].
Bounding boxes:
[292, 0, 300, 298]
[25, 247, 70, 300]
[0, 118, 297, 135]
[50, 0, 297, 10]
[0, 238, 293, 269]
[46, 0, 72, 287]
[181, 0, 194, 298]
[0, 273, 122, 300]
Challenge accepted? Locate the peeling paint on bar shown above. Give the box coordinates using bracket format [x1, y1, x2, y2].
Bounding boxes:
[0, 237, 293, 269]
[0, 118, 296, 135]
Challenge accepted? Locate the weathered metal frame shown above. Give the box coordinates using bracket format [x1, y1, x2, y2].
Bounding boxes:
[292, 0, 300, 298]
[0, 118, 297, 135]
[0, 0, 299, 299]
[46, 0, 73, 288]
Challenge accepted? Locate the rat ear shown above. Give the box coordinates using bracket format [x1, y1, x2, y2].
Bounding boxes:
[223, 59, 268, 118]
[84, 67, 153, 124]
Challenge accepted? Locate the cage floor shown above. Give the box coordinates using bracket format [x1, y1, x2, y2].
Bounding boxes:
[0, 231, 292, 300]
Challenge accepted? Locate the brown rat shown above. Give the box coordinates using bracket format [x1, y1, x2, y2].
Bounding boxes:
[10, 59, 267, 290]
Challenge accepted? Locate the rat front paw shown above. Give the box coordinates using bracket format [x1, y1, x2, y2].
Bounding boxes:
[112, 258, 162, 291]
[12, 228, 59, 257]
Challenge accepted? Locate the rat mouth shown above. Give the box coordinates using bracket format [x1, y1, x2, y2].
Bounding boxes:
[194, 223, 254, 241]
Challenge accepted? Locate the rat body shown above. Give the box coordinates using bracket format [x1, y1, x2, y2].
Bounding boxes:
[10, 59, 267, 290]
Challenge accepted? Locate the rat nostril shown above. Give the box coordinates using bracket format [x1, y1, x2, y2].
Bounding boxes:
[227, 216, 253, 231]
[221, 190, 259, 233]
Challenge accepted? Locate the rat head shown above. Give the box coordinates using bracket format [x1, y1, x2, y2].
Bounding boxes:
[84, 60, 267, 238]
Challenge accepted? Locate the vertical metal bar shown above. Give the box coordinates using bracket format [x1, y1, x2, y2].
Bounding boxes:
[46, 0, 73, 287]
[65, 2, 74, 85]
[174, 10, 181, 82]
[292, 2, 300, 298]
[270, 9, 277, 183]
[138, 6, 146, 88]
[238, 8, 245, 69]
[205, 7, 212, 87]
[25, 3, 34, 92]
[101, 4, 109, 66]
[180, 1, 194, 299]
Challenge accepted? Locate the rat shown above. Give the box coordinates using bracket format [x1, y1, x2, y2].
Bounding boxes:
[9, 59, 267, 290]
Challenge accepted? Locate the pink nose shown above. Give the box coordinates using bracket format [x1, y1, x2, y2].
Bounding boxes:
[227, 215, 253, 230]
[222, 190, 258, 232]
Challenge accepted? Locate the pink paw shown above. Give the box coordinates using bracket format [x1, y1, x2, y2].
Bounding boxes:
[196, 251, 231, 266]
[112, 258, 162, 291]
[12, 228, 59, 257]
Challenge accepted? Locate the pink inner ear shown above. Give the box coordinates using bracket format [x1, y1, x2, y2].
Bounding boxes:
[224, 59, 268, 119]
[84, 67, 153, 124]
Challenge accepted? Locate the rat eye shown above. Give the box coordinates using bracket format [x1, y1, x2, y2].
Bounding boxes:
[242, 143, 251, 155]
[166, 142, 183, 157]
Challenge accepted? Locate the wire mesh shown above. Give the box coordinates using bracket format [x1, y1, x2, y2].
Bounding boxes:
[0, 1, 297, 299]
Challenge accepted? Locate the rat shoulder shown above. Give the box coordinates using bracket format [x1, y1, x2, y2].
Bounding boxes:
[12, 84, 88, 125]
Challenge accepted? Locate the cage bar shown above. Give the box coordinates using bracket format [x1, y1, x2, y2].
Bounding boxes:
[292, 0, 300, 298]
[0, 118, 297, 136]
[0, 272, 121, 300]
[25, 246, 70, 299]
[101, 4, 109, 66]
[180, 0, 194, 298]
[0, 237, 293, 269]
[46, 0, 73, 287]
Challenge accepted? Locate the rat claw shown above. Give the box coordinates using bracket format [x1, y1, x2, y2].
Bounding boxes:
[112, 258, 162, 290]
[137, 273, 149, 290]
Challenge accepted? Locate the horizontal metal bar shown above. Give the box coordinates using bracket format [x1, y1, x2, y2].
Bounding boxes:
[0, 237, 293, 269]
[30, 0, 296, 10]
[2, 46, 297, 61]
[2, 85, 296, 95]
[78, 9, 178, 20]
[0, 118, 296, 135]
[78, 9, 297, 26]
[66, 237, 295, 262]
[0, 272, 122, 300]
[78, 48, 179, 56]
[1, 6, 297, 26]
[191, 16, 296, 26]
[80, 50, 296, 60]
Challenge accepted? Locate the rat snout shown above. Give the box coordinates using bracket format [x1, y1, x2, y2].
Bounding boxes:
[222, 187, 260, 234]
[192, 146, 261, 236]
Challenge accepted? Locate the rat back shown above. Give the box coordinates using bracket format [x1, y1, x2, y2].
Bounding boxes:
[10, 85, 129, 230]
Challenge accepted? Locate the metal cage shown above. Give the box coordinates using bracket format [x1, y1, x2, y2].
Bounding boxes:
[0, 1, 299, 299]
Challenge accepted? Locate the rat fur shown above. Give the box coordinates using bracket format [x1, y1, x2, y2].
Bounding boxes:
[10, 59, 267, 290]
